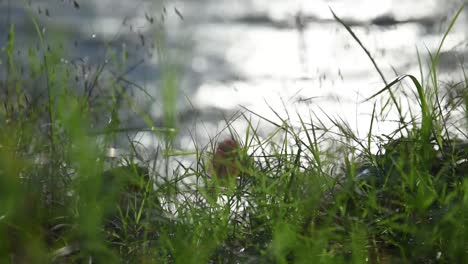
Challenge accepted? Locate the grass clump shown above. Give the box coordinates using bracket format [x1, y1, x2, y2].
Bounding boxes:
[0, 3, 468, 264]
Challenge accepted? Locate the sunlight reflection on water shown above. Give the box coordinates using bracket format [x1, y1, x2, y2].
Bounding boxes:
[180, 0, 466, 143]
[1, 0, 467, 171]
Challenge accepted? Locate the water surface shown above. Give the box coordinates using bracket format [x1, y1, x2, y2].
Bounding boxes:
[1, 0, 467, 166]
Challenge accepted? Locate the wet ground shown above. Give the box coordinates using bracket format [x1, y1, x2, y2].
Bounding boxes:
[1, 0, 467, 164]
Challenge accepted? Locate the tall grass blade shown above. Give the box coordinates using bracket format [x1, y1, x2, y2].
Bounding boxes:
[330, 8, 387, 85]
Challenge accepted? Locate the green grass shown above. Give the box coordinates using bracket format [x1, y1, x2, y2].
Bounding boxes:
[1, 3, 468, 263]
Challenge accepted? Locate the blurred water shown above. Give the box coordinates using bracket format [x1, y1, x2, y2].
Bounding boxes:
[1, 0, 467, 159]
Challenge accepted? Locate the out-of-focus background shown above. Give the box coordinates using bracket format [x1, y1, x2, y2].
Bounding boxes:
[1, 0, 467, 154]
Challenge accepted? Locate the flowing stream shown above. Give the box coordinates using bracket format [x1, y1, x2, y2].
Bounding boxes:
[1, 0, 467, 171]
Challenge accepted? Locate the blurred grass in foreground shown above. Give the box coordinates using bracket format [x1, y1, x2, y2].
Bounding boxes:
[0, 3, 467, 264]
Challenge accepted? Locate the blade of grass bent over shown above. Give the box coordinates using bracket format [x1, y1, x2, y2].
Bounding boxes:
[365, 74, 432, 146]
[330, 7, 387, 86]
